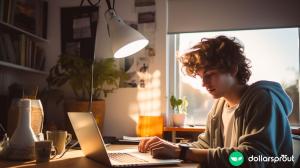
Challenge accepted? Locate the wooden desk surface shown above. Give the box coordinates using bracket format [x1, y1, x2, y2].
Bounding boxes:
[0, 145, 200, 168]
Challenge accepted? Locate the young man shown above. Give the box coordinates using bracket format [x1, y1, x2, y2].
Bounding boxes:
[138, 36, 294, 167]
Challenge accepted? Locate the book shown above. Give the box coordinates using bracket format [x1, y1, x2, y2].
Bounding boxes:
[0, 35, 8, 61]
[42, 0, 48, 38]
[19, 34, 26, 66]
[35, 0, 42, 37]
[0, 0, 4, 21]
[2, 33, 17, 63]
[35, 46, 45, 70]
[9, 0, 17, 24]
[11, 39, 20, 64]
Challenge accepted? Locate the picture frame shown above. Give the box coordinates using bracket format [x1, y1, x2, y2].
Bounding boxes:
[60, 6, 98, 61]
[11, 0, 48, 37]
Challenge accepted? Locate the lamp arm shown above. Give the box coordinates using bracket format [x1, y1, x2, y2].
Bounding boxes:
[88, 62, 94, 112]
[80, 0, 101, 7]
[105, 0, 112, 9]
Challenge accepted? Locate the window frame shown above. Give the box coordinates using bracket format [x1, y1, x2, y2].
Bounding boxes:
[167, 28, 300, 127]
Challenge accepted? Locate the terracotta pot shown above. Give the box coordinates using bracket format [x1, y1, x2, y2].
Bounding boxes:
[64, 100, 105, 138]
[173, 113, 185, 127]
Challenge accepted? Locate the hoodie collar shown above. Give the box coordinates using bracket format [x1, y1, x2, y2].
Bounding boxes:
[239, 80, 293, 116]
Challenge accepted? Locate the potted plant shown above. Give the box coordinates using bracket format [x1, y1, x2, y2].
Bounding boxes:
[170, 95, 188, 127]
[46, 54, 127, 131]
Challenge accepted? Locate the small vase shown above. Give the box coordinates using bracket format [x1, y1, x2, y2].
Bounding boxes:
[8, 99, 37, 161]
[173, 113, 185, 127]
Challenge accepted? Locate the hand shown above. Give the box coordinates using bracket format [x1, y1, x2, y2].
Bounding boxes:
[138, 136, 180, 159]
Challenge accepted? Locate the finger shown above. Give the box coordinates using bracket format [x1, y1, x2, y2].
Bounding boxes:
[149, 142, 163, 153]
[149, 141, 164, 152]
[144, 137, 161, 152]
[138, 138, 151, 152]
[138, 139, 144, 151]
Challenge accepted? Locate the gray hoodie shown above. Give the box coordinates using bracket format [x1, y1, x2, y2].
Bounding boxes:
[191, 81, 293, 168]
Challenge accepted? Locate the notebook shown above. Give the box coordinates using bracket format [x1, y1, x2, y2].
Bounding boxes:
[68, 112, 181, 167]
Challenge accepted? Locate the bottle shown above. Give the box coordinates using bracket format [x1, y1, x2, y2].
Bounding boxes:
[8, 99, 37, 161]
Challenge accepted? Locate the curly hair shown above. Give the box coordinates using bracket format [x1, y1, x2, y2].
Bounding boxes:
[179, 35, 252, 84]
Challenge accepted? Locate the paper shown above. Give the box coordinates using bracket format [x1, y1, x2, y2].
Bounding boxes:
[121, 136, 150, 142]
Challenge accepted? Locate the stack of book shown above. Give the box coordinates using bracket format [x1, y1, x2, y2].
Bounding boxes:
[0, 33, 45, 70]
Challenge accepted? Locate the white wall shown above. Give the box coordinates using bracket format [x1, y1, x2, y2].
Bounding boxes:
[47, 0, 167, 138]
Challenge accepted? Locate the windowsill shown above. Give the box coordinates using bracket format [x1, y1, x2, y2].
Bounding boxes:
[164, 126, 205, 132]
[164, 126, 300, 135]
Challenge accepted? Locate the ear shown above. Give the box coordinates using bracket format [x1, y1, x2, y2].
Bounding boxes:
[231, 65, 238, 77]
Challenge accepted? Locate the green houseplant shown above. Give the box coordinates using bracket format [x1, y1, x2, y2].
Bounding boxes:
[47, 54, 126, 100]
[46, 54, 127, 132]
[170, 95, 188, 127]
[170, 95, 188, 114]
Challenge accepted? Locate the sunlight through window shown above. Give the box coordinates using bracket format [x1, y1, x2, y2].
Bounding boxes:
[169, 27, 300, 126]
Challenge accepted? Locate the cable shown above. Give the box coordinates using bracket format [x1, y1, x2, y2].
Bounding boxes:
[0, 123, 6, 133]
[57, 141, 80, 159]
[80, 0, 84, 6]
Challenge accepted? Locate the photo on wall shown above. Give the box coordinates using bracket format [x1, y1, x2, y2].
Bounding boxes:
[118, 21, 151, 88]
[11, 0, 48, 38]
[12, 0, 37, 34]
[60, 6, 98, 61]
[119, 56, 138, 88]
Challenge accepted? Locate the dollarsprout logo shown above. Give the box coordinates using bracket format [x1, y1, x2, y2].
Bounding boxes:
[229, 151, 244, 166]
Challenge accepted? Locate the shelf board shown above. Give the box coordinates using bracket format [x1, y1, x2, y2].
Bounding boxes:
[0, 21, 48, 42]
[0, 61, 48, 75]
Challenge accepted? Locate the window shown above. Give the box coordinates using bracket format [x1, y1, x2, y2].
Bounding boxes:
[167, 27, 300, 126]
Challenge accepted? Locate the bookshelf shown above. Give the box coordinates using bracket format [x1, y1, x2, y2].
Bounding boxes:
[0, 60, 47, 75]
[0, 21, 48, 42]
[0, 21, 48, 74]
[0, 0, 48, 75]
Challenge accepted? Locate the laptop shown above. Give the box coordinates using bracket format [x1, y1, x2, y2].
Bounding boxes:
[68, 112, 181, 167]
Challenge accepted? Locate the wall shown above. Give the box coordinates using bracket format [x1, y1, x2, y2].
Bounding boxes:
[47, 0, 167, 138]
[168, 0, 300, 33]
[47, 0, 300, 138]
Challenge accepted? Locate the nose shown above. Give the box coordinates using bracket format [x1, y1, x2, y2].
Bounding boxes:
[202, 77, 208, 87]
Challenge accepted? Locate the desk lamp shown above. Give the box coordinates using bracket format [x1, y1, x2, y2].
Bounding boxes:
[82, 0, 149, 111]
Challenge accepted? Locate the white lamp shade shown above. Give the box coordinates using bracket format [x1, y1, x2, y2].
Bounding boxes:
[105, 10, 149, 58]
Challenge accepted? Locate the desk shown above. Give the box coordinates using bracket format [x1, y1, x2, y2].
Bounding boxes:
[0, 145, 199, 168]
[164, 126, 205, 143]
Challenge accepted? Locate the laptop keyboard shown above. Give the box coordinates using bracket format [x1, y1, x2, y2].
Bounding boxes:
[108, 153, 148, 163]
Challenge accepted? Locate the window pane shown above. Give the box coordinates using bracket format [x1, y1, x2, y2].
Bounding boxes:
[177, 28, 299, 126]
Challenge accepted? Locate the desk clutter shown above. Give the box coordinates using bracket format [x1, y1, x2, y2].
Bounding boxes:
[0, 98, 72, 162]
[103, 136, 140, 145]
[0, 99, 37, 161]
